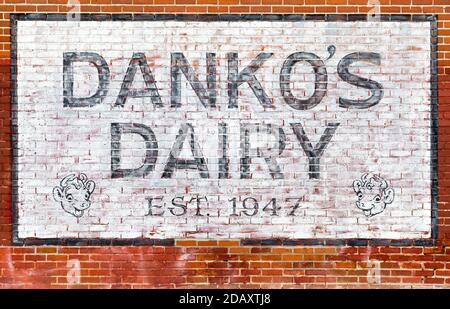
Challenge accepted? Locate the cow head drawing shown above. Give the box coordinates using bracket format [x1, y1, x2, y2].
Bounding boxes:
[53, 173, 95, 217]
[352, 173, 395, 217]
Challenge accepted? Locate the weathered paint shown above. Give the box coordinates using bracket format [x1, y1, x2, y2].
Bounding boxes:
[12, 16, 436, 243]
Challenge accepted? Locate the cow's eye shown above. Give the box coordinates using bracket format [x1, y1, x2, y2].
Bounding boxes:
[85, 193, 89, 199]
[67, 194, 73, 202]
[374, 195, 381, 202]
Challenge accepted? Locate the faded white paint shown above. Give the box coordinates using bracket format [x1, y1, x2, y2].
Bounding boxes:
[15, 20, 433, 240]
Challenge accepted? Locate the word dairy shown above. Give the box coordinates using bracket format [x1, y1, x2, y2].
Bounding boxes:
[111, 122, 339, 180]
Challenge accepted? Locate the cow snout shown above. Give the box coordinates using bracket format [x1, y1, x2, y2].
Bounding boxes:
[356, 201, 371, 210]
[79, 202, 90, 210]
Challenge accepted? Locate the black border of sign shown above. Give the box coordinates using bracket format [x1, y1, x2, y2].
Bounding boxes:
[10, 13, 439, 246]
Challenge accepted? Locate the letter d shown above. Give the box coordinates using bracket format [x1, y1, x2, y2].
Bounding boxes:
[63, 52, 110, 107]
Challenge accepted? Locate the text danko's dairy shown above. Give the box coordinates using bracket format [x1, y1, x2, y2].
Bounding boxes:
[63, 50, 381, 180]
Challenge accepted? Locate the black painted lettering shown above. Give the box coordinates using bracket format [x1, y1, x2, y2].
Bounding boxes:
[189, 196, 207, 216]
[111, 123, 158, 178]
[171, 52, 216, 108]
[218, 122, 229, 179]
[145, 197, 164, 216]
[162, 123, 209, 178]
[227, 52, 273, 108]
[169, 196, 187, 216]
[115, 52, 163, 107]
[240, 124, 286, 179]
[337, 52, 384, 109]
[280, 52, 327, 110]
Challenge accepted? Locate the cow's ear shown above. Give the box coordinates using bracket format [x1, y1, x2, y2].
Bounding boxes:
[353, 179, 362, 193]
[53, 186, 64, 202]
[86, 180, 95, 194]
[384, 188, 395, 204]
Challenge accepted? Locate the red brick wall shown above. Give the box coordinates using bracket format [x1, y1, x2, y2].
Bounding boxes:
[0, 0, 450, 288]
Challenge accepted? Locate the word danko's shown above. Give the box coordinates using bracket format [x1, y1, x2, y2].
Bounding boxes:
[63, 50, 384, 180]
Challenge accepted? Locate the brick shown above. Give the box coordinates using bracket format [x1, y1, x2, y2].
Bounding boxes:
[0, 0, 448, 290]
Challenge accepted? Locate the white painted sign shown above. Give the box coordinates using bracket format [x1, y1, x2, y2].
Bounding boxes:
[13, 16, 436, 242]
